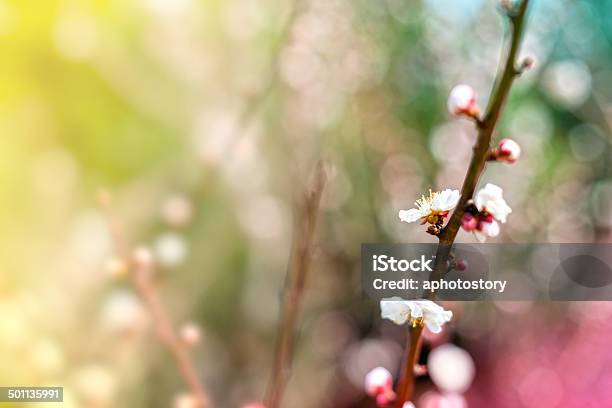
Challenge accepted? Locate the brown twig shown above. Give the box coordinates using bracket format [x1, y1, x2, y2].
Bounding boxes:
[99, 193, 213, 408]
[263, 163, 327, 408]
[394, 2, 531, 407]
[394, 324, 424, 407]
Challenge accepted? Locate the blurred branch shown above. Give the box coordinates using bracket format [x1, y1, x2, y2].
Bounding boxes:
[394, 1, 531, 407]
[99, 192, 213, 408]
[264, 162, 327, 408]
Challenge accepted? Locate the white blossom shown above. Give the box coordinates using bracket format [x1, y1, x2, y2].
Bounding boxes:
[476, 219, 500, 242]
[474, 183, 512, 223]
[399, 189, 459, 225]
[380, 297, 452, 333]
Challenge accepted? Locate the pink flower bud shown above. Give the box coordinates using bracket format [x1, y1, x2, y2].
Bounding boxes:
[447, 84, 479, 118]
[497, 138, 521, 163]
[520, 55, 536, 71]
[403, 403, 416, 408]
[365, 367, 393, 397]
[242, 404, 266, 408]
[461, 213, 478, 232]
[375, 389, 396, 406]
[455, 259, 468, 271]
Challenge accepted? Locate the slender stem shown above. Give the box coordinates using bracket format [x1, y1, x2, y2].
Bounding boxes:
[394, 2, 531, 406]
[393, 325, 424, 408]
[99, 194, 212, 408]
[264, 163, 327, 408]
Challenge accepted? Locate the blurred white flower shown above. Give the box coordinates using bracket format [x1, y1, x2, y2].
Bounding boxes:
[380, 298, 453, 333]
[428, 344, 475, 393]
[173, 393, 199, 408]
[399, 189, 459, 225]
[496, 138, 521, 163]
[474, 183, 512, 223]
[541, 60, 591, 109]
[447, 85, 479, 118]
[403, 403, 416, 408]
[154, 233, 188, 267]
[100, 290, 148, 334]
[179, 322, 202, 347]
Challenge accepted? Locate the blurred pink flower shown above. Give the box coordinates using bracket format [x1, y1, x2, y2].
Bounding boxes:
[365, 366, 393, 397]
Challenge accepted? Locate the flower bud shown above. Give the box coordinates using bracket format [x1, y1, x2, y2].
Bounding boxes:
[497, 138, 521, 163]
[520, 55, 536, 71]
[365, 367, 393, 397]
[461, 213, 478, 232]
[403, 403, 416, 408]
[447, 84, 479, 118]
[376, 390, 396, 407]
[454, 259, 468, 271]
[242, 404, 266, 408]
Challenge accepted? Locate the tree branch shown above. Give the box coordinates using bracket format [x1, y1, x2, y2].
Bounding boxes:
[99, 193, 213, 408]
[394, 1, 531, 406]
[264, 162, 327, 408]
[393, 324, 424, 408]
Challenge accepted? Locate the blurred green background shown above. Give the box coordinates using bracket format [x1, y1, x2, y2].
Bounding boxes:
[1, 0, 612, 407]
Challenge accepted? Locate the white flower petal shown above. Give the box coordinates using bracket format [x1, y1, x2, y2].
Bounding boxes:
[481, 219, 500, 237]
[432, 189, 460, 212]
[407, 302, 423, 319]
[399, 208, 426, 223]
[380, 297, 411, 325]
[474, 183, 512, 223]
[380, 298, 452, 332]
